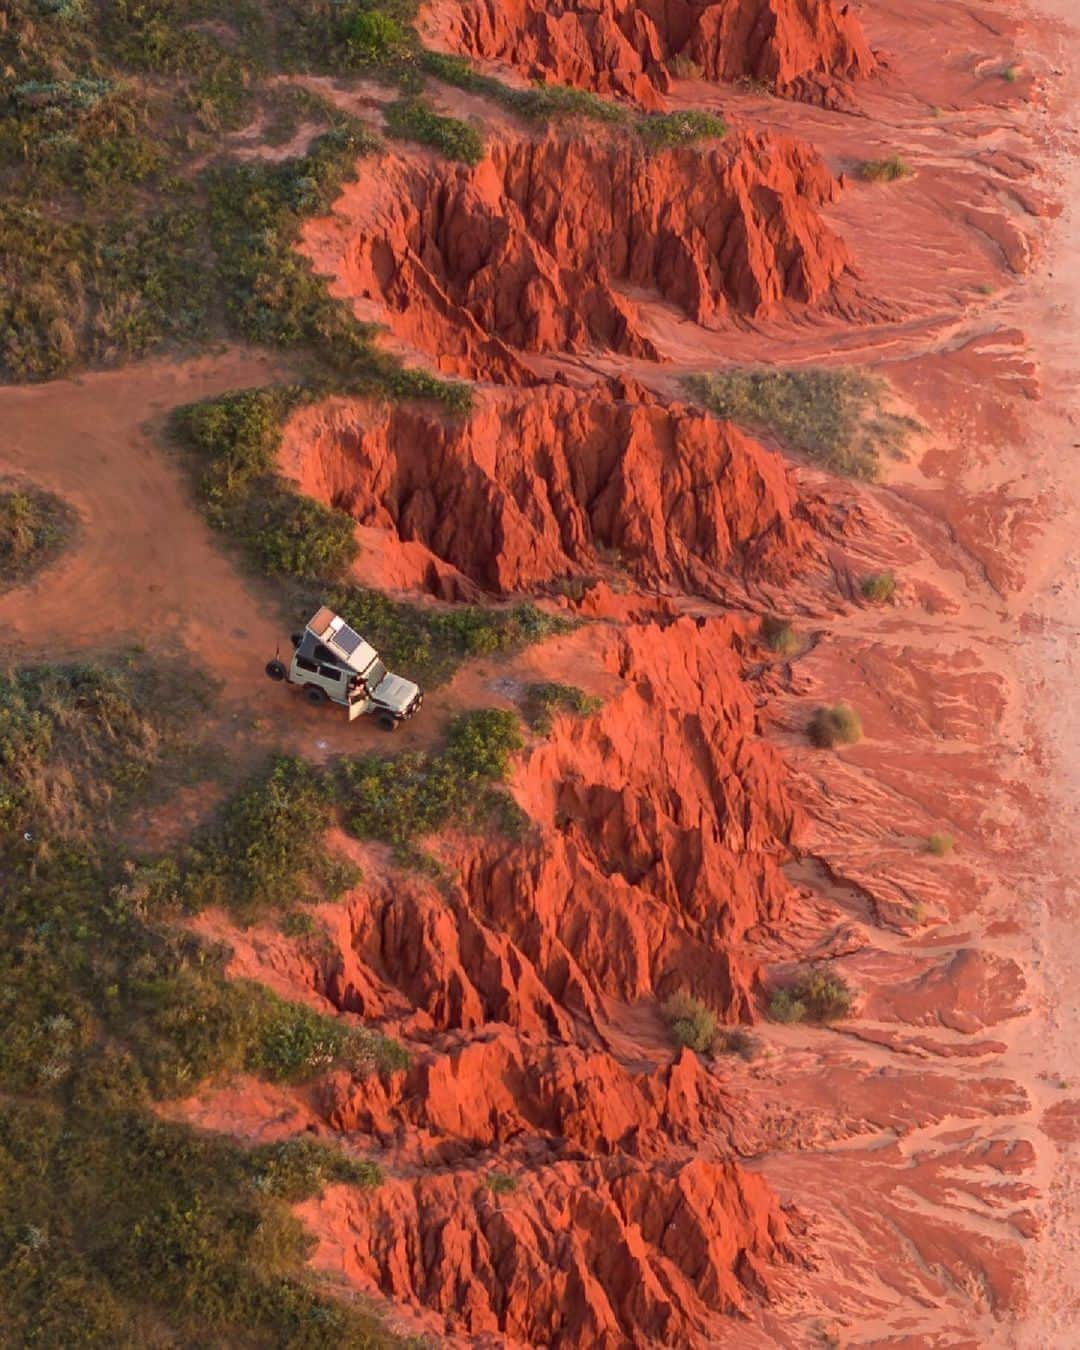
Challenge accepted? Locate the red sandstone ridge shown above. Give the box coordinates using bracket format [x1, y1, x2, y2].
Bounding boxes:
[299, 129, 853, 381]
[278, 379, 830, 602]
[313, 618, 798, 1038]
[298, 1157, 793, 1344]
[422, 0, 877, 109]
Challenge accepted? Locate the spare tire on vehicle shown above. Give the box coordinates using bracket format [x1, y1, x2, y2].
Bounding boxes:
[265, 660, 287, 682]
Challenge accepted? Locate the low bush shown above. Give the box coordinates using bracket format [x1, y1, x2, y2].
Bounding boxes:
[760, 615, 798, 657]
[385, 97, 484, 165]
[326, 583, 573, 687]
[927, 831, 955, 857]
[663, 991, 718, 1054]
[522, 682, 603, 734]
[807, 703, 862, 749]
[179, 755, 354, 920]
[0, 485, 75, 582]
[860, 570, 897, 603]
[338, 708, 524, 852]
[767, 989, 805, 1024]
[482, 1171, 518, 1195]
[637, 109, 726, 150]
[770, 966, 853, 1024]
[860, 155, 912, 182]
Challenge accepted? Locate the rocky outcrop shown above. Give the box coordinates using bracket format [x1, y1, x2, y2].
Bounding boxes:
[300, 129, 853, 380]
[423, 0, 878, 108]
[279, 379, 830, 601]
[323, 1034, 755, 1163]
[297, 1157, 794, 1344]
[320, 619, 798, 1036]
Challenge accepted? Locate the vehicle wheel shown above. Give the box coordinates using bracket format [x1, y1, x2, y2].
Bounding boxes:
[304, 685, 328, 706]
[290, 632, 303, 648]
[265, 660, 287, 682]
[376, 712, 398, 732]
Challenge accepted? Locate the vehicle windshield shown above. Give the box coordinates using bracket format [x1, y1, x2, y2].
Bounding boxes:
[365, 658, 388, 689]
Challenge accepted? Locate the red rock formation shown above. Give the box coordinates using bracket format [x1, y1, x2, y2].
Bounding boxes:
[297, 1157, 794, 1344]
[423, 0, 877, 108]
[320, 619, 798, 1035]
[300, 129, 852, 380]
[322, 1034, 756, 1163]
[279, 379, 829, 601]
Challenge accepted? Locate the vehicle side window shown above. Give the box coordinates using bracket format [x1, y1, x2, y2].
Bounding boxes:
[319, 665, 342, 681]
[296, 657, 318, 674]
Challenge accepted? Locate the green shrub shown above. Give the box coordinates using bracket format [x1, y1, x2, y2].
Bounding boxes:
[339, 708, 524, 852]
[1001, 64, 1020, 82]
[638, 109, 726, 150]
[927, 831, 954, 857]
[522, 682, 602, 734]
[794, 967, 853, 1021]
[180, 756, 353, 919]
[860, 155, 912, 182]
[760, 615, 798, 657]
[807, 703, 862, 749]
[770, 967, 852, 1024]
[0, 485, 75, 582]
[859, 570, 897, 603]
[663, 992, 717, 1053]
[684, 367, 917, 481]
[385, 98, 484, 164]
[338, 8, 413, 66]
[246, 1136, 383, 1200]
[767, 989, 805, 1024]
[326, 583, 573, 687]
[482, 1171, 518, 1194]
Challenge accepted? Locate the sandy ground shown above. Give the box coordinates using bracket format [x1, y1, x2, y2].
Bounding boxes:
[1006, 2, 1080, 1341]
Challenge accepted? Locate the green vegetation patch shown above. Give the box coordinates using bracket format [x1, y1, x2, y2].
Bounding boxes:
[860, 155, 912, 183]
[0, 1097, 401, 1347]
[0, 659, 201, 837]
[0, 483, 76, 582]
[339, 707, 525, 856]
[684, 367, 918, 481]
[759, 615, 798, 658]
[769, 966, 853, 1024]
[860, 570, 897, 603]
[0, 203, 211, 381]
[927, 831, 955, 857]
[0, 649, 419, 1342]
[385, 97, 484, 165]
[807, 703, 863, 749]
[663, 991, 718, 1054]
[421, 49, 725, 149]
[521, 681, 603, 735]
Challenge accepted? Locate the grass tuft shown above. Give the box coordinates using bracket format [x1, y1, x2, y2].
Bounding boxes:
[927, 831, 955, 857]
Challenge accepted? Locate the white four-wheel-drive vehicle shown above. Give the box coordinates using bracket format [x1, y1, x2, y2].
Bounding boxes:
[265, 606, 423, 730]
